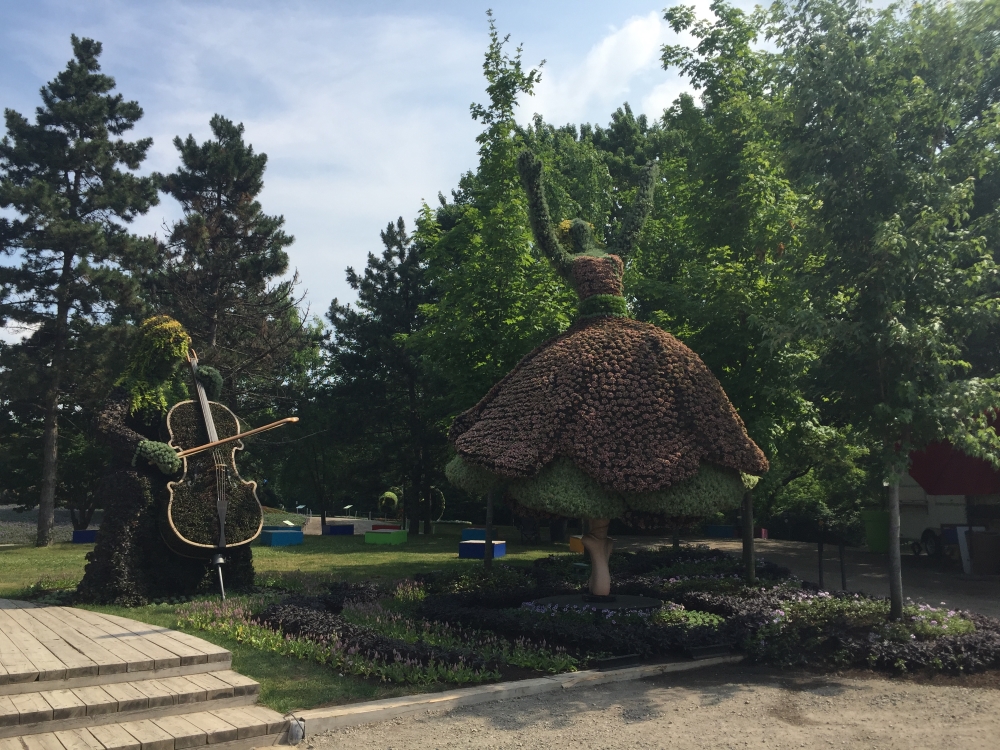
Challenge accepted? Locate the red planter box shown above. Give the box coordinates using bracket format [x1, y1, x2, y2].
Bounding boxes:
[372, 524, 401, 531]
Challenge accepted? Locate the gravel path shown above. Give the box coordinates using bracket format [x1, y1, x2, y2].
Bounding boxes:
[311, 664, 999, 750]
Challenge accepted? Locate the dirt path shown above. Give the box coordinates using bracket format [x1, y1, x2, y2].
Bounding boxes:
[310, 664, 999, 750]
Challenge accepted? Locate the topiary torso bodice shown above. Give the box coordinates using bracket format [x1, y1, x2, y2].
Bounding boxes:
[571, 254, 624, 298]
[450, 254, 767, 498]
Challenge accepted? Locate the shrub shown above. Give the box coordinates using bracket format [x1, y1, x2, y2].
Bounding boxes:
[737, 591, 998, 674]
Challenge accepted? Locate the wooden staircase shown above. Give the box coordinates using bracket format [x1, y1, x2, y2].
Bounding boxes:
[0, 601, 290, 750]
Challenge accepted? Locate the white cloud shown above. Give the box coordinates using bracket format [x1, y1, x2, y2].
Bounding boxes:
[526, 11, 669, 125]
[110, 4, 485, 313]
[518, 0, 741, 126]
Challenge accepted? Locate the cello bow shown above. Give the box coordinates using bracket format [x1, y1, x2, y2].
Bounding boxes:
[175, 417, 299, 459]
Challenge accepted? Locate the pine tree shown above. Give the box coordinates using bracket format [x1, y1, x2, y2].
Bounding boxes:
[326, 217, 448, 532]
[0, 36, 157, 546]
[151, 114, 304, 411]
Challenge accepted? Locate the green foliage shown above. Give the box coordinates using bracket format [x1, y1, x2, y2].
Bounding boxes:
[444, 455, 503, 496]
[194, 365, 223, 401]
[133, 440, 181, 475]
[116, 316, 191, 417]
[648, 4, 811, 471]
[414, 14, 575, 409]
[179, 596, 502, 685]
[149, 114, 307, 413]
[624, 464, 747, 515]
[321, 217, 449, 529]
[342, 601, 578, 674]
[506, 458, 625, 517]
[378, 491, 399, 516]
[0, 35, 158, 545]
[651, 606, 725, 629]
[430, 563, 534, 596]
[576, 294, 629, 319]
[0, 322, 119, 527]
[750, 593, 977, 669]
[769, 0, 1000, 473]
[447, 455, 747, 520]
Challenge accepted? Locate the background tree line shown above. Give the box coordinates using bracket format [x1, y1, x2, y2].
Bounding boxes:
[3, 1, 1000, 618]
[0, 37, 313, 544]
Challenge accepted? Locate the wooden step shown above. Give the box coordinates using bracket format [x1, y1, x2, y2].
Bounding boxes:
[0, 705, 288, 750]
[0, 672, 260, 739]
[0, 603, 231, 696]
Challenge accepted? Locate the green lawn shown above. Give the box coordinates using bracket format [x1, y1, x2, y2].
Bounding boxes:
[0, 532, 574, 711]
[252, 533, 568, 582]
[0, 533, 570, 597]
[0, 543, 90, 596]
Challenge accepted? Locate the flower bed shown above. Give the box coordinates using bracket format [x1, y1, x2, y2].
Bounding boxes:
[167, 545, 1000, 688]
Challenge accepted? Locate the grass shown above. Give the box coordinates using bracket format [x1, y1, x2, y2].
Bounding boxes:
[0, 543, 90, 597]
[252, 533, 568, 582]
[75, 601, 421, 712]
[0, 532, 575, 710]
[0, 533, 569, 598]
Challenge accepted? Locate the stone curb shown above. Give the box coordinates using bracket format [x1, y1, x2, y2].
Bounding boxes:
[295, 654, 743, 736]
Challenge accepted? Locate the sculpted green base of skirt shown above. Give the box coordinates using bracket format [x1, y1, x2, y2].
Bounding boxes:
[446, 455, 750, 519]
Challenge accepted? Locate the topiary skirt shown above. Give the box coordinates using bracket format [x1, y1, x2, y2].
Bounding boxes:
[447, 315, 767, 519]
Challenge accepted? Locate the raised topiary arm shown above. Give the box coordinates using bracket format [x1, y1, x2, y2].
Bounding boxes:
[517, 149, 575, 282]
[608, 161, 658, 261]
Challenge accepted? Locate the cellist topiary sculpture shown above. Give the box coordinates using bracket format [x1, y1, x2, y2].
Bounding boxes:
[446, 150, 768, 597]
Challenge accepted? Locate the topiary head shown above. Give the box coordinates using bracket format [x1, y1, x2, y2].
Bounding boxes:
[558, 218, 602, 257]
[116, 315, 192, 416]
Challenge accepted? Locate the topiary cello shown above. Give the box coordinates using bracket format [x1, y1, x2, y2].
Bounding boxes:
[165, 349, 296, 596]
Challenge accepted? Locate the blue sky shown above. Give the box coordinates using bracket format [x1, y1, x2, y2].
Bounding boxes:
[0, 0, 762, 327]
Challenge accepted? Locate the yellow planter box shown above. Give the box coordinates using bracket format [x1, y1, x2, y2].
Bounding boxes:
[569, 535, 584, 553]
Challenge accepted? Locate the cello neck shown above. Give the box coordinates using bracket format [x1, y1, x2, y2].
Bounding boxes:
[188, 351, 220, 444]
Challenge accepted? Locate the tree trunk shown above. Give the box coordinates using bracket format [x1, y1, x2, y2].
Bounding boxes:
[742, 491, 755, 585]
[69, 497, 97, 531]
[208, 277, 221, 349]
[839, 540, 848, 591]
[37, 390, 60, 546]
[817, 537, 825, 589]
[421, 460, 432, 535]
[888, 480, 904, 619]
[408, 453, 421, 534]
[672, 527, 680, 552]
[36, 292, 71, 547]
[581, 519, 613, 596]
[484, 488, 495, 569]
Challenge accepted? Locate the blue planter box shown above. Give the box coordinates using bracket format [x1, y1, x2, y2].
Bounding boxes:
[459, 540, 506, 559]
[461, 528, 486, 541]
[324, 524, 354, 535]
[704, 525, 737, 538]
[261, 529, 303, 546]
[72, 529, 97, 544]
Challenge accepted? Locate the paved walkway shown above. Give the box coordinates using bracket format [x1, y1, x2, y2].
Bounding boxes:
[313, 662, 999, 750]
[614, 536, 1000, 619]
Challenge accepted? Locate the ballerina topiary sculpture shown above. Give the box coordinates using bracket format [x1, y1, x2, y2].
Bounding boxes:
[446, 150, 768, 597]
